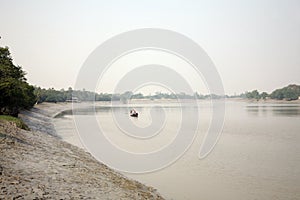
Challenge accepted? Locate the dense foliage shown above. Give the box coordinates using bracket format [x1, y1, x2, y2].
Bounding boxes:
[270, 84, 300, 101]
[245, 90, 263, 100]
[243, 84, 300, 101]
[0, 47, 36, 116]
[34, 87, 117, 103]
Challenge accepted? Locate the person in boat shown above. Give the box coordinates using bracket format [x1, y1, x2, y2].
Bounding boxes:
[130, 109, 138, 117]
[130, 109, 136, 115]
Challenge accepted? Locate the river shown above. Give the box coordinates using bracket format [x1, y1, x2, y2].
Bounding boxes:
[53, 100, 300, 200]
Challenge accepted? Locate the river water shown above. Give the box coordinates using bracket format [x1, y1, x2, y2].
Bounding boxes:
[53, 100, 300, 200]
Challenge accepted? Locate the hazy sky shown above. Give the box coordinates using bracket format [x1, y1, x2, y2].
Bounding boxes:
[1, 0, 299, 95]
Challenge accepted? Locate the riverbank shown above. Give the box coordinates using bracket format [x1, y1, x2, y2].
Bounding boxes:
[0, 103, 164, 199]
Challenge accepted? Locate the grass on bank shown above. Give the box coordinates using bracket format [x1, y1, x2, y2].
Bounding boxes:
[0, 115, 29, 130]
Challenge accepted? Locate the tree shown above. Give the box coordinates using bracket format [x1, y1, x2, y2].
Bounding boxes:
[260, 92, 268, 100]
[245, 90, 260, 100]
[0, 46, 36, 116]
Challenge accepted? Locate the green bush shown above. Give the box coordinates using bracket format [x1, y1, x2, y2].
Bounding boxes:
[0, 115, 29, 130]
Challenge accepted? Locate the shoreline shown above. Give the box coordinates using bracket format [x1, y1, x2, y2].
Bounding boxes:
[0, 103, 165, 199]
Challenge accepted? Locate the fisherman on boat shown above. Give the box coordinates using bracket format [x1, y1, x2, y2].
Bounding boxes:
[130, 109, 138, 117]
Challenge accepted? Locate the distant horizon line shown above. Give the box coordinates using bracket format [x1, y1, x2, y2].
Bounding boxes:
[33, 83, 300, 97]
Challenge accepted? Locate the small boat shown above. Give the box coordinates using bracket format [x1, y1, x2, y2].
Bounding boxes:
[130, 109, 138, 117]
[130, 112, 138, 117]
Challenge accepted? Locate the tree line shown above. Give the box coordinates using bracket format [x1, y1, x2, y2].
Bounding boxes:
[33, 85, 300, 103]
[243, 84, 300, 101]
[33, 89, 224, 103]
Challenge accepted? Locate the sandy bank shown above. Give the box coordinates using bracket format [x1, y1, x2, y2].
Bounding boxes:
[0, 103, 164, 199]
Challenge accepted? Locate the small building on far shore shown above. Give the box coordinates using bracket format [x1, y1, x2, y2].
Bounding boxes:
[66, 97, 81, 103]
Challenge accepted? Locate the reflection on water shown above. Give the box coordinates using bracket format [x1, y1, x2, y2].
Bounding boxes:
[246, 104, 300, 117]
[53, 101, 300, 200]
